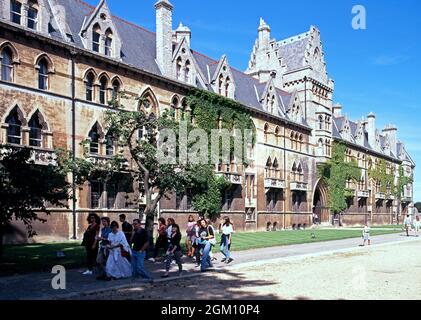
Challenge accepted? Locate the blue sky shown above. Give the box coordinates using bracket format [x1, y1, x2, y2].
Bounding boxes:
[86, 0, 421, 201]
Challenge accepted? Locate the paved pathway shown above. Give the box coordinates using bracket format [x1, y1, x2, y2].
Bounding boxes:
[0, 232, 416, 300]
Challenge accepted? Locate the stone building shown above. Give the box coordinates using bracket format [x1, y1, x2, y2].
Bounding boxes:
[0, 0, 415, 242]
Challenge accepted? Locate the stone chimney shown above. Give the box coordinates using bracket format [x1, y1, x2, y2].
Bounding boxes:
[367, 112, 376, 148]
[258, 18, 270, 49]
[175, 22, 191, 46]
[383, 124, 398, 156]
[333, 103, 342, 117]
[155, 0, 173, 77]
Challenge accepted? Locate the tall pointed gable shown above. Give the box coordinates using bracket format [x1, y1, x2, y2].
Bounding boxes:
[339, 116, 352, 142]
[260, 77, 281, 116]
[285, 90, 305, 124]
[355, 121, 365, 146]
[211, 55, 236, 99]
[172, 35, 206, 86]
[79, 0, 122, 59]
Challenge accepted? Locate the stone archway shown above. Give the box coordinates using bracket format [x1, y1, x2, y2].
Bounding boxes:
[312, 180, 330, 224]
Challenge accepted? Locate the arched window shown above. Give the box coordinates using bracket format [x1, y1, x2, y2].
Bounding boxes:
[27, 0, 38, 30]
[225, 77, 230, 98]
[5, 107, 22, 144]
[264, 123, 269, 144]
[273, 158, 280, 179]
[88, 123, 100, 155]
[176, 57, 182, 80]
[318, 139, 324, 156]
[299, 134, 303, 152]
[28, 111, 43, 147]
[112, 79, 120, 103]
[170, 96, 179, 120]
[85, 72, 95, 101]
[105, 29, 113, 56]
[291, 162, 297, 181]
[105, 130, 115, 156]
[265, 157, 272, 178]
[297, 163, 303, 182]
[99, 76, 108, 105]
[275, 126, 280, 145]
[37, 58, 48, 90]
[318, 115, 324, 130]
[92, 24, 101, 53]
[10, 0, 22, 25]
[218, 74, 224, 95]
[185, 60, 191, 83]
[1, 47, 13, 82]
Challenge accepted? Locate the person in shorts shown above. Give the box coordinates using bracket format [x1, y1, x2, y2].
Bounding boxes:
[362, 224, 371, 246]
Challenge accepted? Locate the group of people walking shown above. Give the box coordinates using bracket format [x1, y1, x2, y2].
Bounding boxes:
[80, 213, 234, 281]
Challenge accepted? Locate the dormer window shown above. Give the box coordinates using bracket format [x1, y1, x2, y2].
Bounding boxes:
[10, 0, 22, 25]
[185, 60, 191, 83]
[225, 77, 231, 97]
[27, 1, 39, 30]
[105, 29, 113, 56]
[92, 24, 101, 53]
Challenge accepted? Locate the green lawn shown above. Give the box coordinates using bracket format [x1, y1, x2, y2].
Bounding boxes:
[0, 228, 401, 276]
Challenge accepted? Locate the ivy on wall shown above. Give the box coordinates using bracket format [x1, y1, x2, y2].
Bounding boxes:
[185, 88, 256, 165]
[318, 142, 361, 214]
[368, 159, 394, 194]
[396, 165, 413, 201]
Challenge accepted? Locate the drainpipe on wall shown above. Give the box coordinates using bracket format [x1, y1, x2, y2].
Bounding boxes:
[70, 50, 77, 240]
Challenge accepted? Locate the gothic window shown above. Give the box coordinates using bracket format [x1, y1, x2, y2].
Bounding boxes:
[92, 24, 101, 53]
[318, 139, 324, 156]
[1, 47, 13, 82]
[10, 0, 22, 25]
[170, 96, 179, 120]
[111, 79, 120, 103]
[105, 130, 115, 156]
[264, 123, 269, 144]
[185, 60, 191, 83]
[325, 139, 330, 156]
[218, 74, 224, 95]
[265, 157, 272, 178]
[28, 111, 43, 147]
[275, 126, 280, 145]
[325, 116, 331, 131]
[27, 1, 39, 30]
[85, 72, 95, 101]
[318, 115, 324, 130]
[291, 162, 297, 182]
[5, 107, 22, 145]
[273, 158, 280, 179]
[299, 134, 303, 152]
[225, 77, 231, 98]
[176, 57, 182, 80]
[90, 180, 103, 209]
[88, 123, 101, 155]
[105, 29, 113, 56]
[99, 76, 108, 105]
[37, 58, 49, 90]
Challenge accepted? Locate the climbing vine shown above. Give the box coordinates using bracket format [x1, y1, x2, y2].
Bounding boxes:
[368, 159, 395, 194]
[318, 142, 361, 214]
[185, 88, 256, 165]
[396, 165, 413, 200]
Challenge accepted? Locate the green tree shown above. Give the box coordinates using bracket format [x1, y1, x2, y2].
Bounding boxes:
[0, 146, 70, 258]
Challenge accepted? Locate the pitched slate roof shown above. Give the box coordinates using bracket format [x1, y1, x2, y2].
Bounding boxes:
[277, 32, 310, 72]
[56, 0, 161, 75]
[47, 0, 309, 128]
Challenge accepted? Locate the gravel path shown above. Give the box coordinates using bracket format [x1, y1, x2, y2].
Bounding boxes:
[81, 238, 421, 300]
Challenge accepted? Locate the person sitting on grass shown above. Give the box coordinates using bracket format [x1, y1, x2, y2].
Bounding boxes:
[161, 224, 183, 278]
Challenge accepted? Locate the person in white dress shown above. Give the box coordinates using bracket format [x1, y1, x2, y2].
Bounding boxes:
[105, 221, 132, 279]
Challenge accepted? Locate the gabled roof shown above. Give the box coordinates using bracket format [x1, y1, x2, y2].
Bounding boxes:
[277, 31, 310, 72]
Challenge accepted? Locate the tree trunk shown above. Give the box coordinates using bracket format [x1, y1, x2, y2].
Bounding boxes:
[144, 209, 156, 259]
